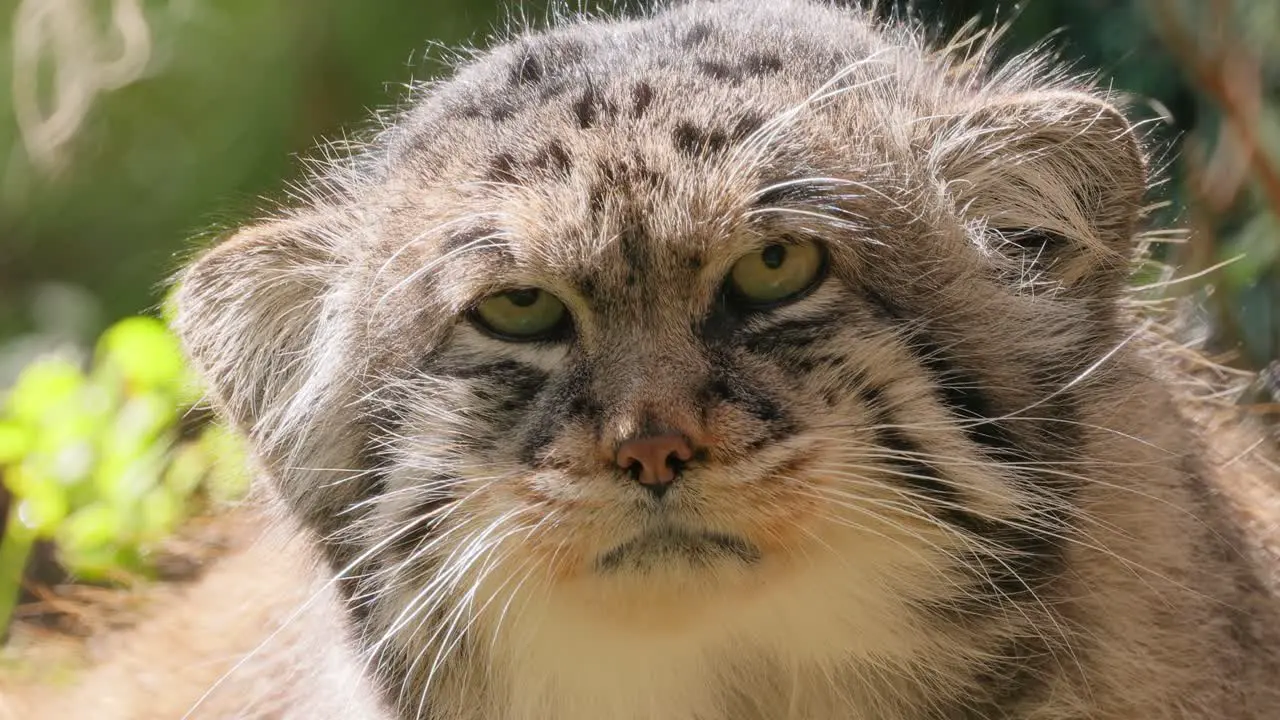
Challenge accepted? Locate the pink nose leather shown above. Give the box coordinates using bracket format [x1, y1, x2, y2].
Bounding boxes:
[615, 433, 694, 487]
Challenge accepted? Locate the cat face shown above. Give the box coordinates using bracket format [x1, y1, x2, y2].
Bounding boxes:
[174, 0, 1147, 700]
[365, 148, 917, 609]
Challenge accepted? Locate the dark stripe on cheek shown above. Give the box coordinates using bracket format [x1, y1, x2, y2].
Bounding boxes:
[516, 363, 593, 467]
[908, 333, 1026, 460]
[858, 291, 1083, 617]
[899, 335, 1079, 603]
[386, 483, 458, 561]
[973, 506, 1071, 602]
[1027, 365, 1085, 459]
[955, 635, 1055, 717]
[738, 313, 840, 354]
[875, 423, 986, 535]
[433, 359, 552, 455]
[701, 364, 797, 448]
[444, 360, 549, 392]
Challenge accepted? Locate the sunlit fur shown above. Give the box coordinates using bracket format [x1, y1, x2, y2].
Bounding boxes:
[170, 1, 1280, 719]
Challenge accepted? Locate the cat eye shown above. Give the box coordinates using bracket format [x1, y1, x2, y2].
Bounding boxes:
[728, 239, 826, 306]
[471, 288, 569, 340]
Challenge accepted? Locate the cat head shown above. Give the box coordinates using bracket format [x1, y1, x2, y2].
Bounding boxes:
[175, 0, 1146, 677]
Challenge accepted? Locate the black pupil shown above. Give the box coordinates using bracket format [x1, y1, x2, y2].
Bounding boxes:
[761, 244, 787, 269]
[507, 289, 540, 307]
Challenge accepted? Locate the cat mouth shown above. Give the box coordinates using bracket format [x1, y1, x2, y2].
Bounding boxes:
[595, 526, 761, 573]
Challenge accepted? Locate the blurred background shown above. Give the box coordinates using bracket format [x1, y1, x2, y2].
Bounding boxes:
[0, 0, 1276, 672]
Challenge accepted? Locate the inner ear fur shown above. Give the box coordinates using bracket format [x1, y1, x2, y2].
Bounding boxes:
[930, 90, 1148, 294]
[173, 213, 348, 445]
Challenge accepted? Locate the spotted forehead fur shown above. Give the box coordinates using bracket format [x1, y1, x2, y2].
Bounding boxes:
[315, 0, 1136, 346]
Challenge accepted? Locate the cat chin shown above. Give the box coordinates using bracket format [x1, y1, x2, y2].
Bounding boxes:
[594, 525, 761, 573]
[531, 540, 800, 633]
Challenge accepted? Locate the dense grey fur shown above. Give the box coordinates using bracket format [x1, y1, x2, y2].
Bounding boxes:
[168, 1, 1280, 719]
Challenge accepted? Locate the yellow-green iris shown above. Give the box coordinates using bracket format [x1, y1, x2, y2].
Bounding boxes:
[729, 240, 825, 304]
[473, 288, 567, 339]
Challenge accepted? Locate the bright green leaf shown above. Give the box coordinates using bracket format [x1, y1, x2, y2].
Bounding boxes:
[96, 316, 188, 391]
[102, 392, 178, 455]
[164, 441, 210, 496]
[96, 443, 168, 506]
[58, 505, 123, 555]
[7, 359, 85, 424]
[0, 423, 32, 465]
[61, 545, 134, 583]
[15, 480, 70, 535]
[139, 488, 182, 542]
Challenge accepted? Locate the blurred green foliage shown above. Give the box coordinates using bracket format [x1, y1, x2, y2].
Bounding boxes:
[0, 0, 1276, 625]
[0, 315, 247, 631]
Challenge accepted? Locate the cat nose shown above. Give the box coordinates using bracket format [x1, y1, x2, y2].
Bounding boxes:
[615, 433, 694, 498]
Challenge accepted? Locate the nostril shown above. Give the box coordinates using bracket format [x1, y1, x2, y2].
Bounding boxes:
[665, 452, 685, 473]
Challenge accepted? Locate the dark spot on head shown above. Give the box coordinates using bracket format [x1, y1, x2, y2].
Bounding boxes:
[532, 140, 572, 177]
[673, 121, 728, 158]
[573, 83, 615, 129]
[682, 21, 713, 48]
[576, 272, 599, 302]
[743, 52, 783, 75]
[485, 153, 520, 184]
[594, 156, 666, 195]
[597, 158, 617, 184]
[632, 82, 655, 118]
[489, 100, 518, 122]
[618, 210, 649, 285]
[697, 59, 742, 84]
[458, 103, 485, 120]
[512, 50, 544, 85]
[588, 182, 608, 214]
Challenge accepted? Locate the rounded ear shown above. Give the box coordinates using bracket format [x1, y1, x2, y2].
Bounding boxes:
[175, 214, 381, 541]
[173, 215, 346, 442]
[929, 91, 1148, 295]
